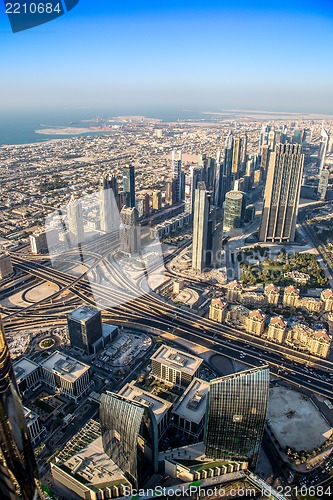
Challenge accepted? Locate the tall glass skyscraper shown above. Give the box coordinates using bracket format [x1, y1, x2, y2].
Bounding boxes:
[100, 392, 158, 488]
[0, 316, 41, 500]
[205, 366, 270, 468]
[123, 165, 136, 208]
[259, 144, 304, 243]
[100, 173, 120, 233]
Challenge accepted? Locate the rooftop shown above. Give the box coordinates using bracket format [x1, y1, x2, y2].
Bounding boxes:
[172, 378, 209, 424]
[118, 381, 172, 424]
[13, 357, 39, 383]
[270, 316, 287, 328]
[151, 345, 203, 375]
[41, 351, 90, 382]
[67, 305, 101, 323]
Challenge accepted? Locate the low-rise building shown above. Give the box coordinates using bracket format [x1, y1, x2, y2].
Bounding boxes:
[264, 284, 280, 306]
[286, 324, 331, 358]
[321, 289, 333, 312]
[227, 305, 250, 327]
[151, 345, 203, 389]
[172, 378, 209, 439]
[241, 291, 266, 308]
[244, 309, 266, 336]
[41, 351, 92, 402]
[283, 285, 300, 308]
[209, 298, 227, 323]
[309, 330, 331, 358]
[267, 316, 287, 344]
[226, 280, 242, 303]
[298, 297, 323, 314]
[13, 357, 41, 395]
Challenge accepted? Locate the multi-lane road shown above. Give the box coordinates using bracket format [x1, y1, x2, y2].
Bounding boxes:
[3, 237, 333, 400]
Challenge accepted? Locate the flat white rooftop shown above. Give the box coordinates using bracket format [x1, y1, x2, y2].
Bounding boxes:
[41, 351, 89, 382]
[67, 305, 100, 323]
[13, 357, 39, 383]
[151, 345, 203, 375]
[118, 381, 172, 424]
[172, 378, 209, 424]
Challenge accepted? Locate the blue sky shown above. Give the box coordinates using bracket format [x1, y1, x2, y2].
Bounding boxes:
[1, 0, 333, 114]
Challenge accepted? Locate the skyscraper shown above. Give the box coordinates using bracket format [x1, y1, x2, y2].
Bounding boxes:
[318, 167, 330, 201]
[223, 190, 245, 229]
[259, 144, 304, 243]
[100, 392, 158, 488]
[120, 206, 141, 256]
[192, 182, 209, 273]
[123, 165, 136, 208]
[67, 194, 84, 244]
[67, 305, 103, 354]
[217, 133, 233, 207]
[100, 173, 120, 233]
[171, 150, 182, 204]
[205, 366, 270, 468]
[189, 166, 203, 214]
[0, 316, 41, 500]
[318, 126, 329, 172]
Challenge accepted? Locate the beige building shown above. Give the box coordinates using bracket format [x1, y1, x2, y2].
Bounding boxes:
[244, 309, 266, 336]
[309, 330, 331, 358]
[321, 289, 333, 312]
[298, 297, 323, 314]
[227, 305, 250, 328]
[267, 316, 287, 344]
[264, 284, 280, 305]
[283, 285, 300, 308]
[209, 298, 227, 323]
[0, 253, 13, 279]
[241, 291, 266, 307]
[286, 324, 331, 358]
[151, 345, 203, 389]
[227, 280, 242, 303]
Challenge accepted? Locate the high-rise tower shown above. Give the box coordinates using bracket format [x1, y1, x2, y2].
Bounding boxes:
[192, 182, 209, 273]
[259, 144, 304, 243]
[120, 206, 141, 256]
[0, 316, 41, 500]
[123, 165, 136, 208]
[100, 173, 120, 233]
[67, 195, 84, 244]
[171, 150, 182, 204]
[205, 366, 270, 468]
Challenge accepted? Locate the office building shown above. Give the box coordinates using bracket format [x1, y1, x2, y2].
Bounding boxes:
[189, 166, 203, 213]
[24, 408, 44, 447]
[118, 381, 172, 438]
[51, 420, 130, 500]
[267, 316, 287, 344]
[172, 378, 209, 439]
[318, 167, 330, 200]
[67, 195, 85, 245]
[192, 182, 209, 273]
[152, 190, 162, 211]
[318, 126, 329, 171]
[123, 165, 136, 208]
[171, 150, 183, 203]
[151, 345, 203, 389]
[100, 173, 120, 233]
[259, 144, 304, 243]
[120, 206, 141, 256]
[218, 133, 233, 207]
[41, 351, 91, 402]
[0, 253, 13, 279]
[205, 366, 270, 468]
[223, 190, 245, 229]
[0, 316, 41, 500]
[165, 181, 173, 205]
[100, 392, 158, 488]
[30, 228, 58, 254]
[67, 305, 103, 354]
[13, 357, 41, 395]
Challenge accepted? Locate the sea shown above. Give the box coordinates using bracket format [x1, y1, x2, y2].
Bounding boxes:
[0, 108, 208, 147]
